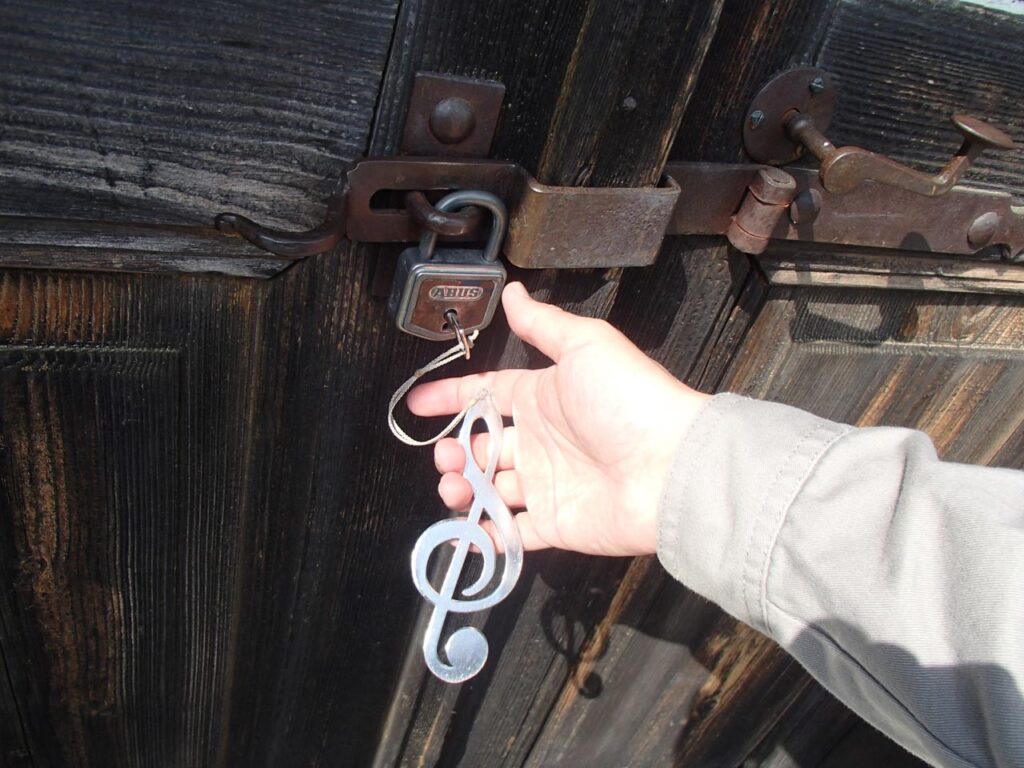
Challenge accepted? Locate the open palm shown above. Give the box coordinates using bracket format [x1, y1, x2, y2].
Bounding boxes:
[406, 282, 708, 556]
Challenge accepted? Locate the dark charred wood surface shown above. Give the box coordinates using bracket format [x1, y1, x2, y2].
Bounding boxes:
[369, 2, 734, 765]
[0, 0, 1022, 766]
[0, 218, 296, 278]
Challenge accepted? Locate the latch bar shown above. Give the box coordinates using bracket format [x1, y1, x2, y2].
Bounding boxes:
[346, 158, 680, 268]
[665, 162, 1024, 262]
[217, 157, 1024, 266]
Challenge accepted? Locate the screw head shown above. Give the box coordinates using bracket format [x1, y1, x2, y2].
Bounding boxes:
[749, 110, 766, 130]
[809, 76, 826, 94]
[429, 97, 477, 145]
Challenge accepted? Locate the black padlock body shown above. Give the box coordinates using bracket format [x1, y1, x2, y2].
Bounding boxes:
[389, 246, 507, 341]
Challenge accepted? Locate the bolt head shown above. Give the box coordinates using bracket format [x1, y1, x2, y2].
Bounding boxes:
[809, 76, 826, 94]
[429, 97, 477, 145]
[967, 211, 1001, 248]
[749, 110, 766, 130]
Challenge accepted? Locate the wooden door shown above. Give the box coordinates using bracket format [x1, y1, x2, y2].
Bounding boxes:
[0, 1, 1020, 767]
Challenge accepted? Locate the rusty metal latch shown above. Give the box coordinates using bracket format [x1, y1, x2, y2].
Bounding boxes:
[214, 69, 1023, 268]
[218, 158, 681, 269]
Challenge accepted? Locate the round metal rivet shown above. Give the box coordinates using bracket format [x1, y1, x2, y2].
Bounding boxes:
[967, 211, 1001, 248]
[749, 110, 766, 130]
[809, 76, 826, 94]
[429, 97, 477, 145]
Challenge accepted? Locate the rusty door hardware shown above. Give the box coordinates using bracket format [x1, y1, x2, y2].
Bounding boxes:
[217, 155, 1023, 264]
[346, 158, 680, 268]
[390, 189, 508, 341]
[404, 191, 483, 236]
[217, 156, 1024, 265]
[666, 163, 1024, 261]
[214, 69, 1023, 267]
[401, 73, 505, 157]
[744, 67, 1016, 196]
[786, 111, 1015, 196]
[219, 157, 681, 268]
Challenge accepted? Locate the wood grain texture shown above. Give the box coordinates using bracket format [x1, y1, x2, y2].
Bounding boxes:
[817, 0, 1024, 200]
[366, 2, 743, 766]
[0, 217, 296, 278]
[0, 1, 1021, 766]
[0, 0, 398, 230]
[0, 2, 405, 763]
[761, 243, 1024, 295]
[670, 0, 839, 162]
[0, 272, 263, 767]
[723, 285, 1023, 768]
[527, 3, 1024, 765]
[520, 3, 842, 766]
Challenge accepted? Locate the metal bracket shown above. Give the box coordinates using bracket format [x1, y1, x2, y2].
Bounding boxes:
[666, 163, 1024, 262]
[401, 73, 505, 158]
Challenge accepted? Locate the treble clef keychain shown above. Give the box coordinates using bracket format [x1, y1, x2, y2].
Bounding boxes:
[386, 189, 524, 683]
[387, 343, 524, 683]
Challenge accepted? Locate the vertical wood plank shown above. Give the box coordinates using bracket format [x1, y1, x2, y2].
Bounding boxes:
[369, 1, 731, 765]
[0, 273, 266, 766]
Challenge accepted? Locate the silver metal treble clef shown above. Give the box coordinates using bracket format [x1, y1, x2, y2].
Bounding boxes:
[410, 393, 524, 683]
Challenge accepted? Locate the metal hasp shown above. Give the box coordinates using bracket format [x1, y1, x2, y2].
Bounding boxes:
[344, 158, 680, 268]
[216, 156, 1024, 265]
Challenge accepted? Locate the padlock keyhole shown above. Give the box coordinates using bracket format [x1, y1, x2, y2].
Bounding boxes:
[441, 308, 458, 332]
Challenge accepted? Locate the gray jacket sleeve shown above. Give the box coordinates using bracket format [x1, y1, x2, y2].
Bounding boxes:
[656, 393, 1024, 768]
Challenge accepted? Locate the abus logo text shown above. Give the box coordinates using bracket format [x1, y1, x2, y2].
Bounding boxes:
[429, 285, 484, 301]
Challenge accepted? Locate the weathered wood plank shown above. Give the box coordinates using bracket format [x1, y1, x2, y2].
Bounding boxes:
[761, 244, 1024, 296]
[368, 1, 738, 765]
[0, 638, 32, 768]
[521, 2, 841, 765]
[0, 273, 265, 766]
[723, 287, 1024, 767]
[0, 0, 398, 229]
[0, 217, 295, 278]
[525, 2, 1024, 765]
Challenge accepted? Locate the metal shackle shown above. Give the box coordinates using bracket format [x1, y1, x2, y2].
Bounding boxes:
[417, 190, 507, 262]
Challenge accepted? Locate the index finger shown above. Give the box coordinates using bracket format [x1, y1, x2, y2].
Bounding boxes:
[407, 369, 530, 417]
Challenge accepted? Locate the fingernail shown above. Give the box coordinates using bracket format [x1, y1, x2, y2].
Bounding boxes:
[507, 281, 528, 297]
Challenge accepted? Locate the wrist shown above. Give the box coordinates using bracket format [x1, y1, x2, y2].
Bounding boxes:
[629, 383, 711, 555]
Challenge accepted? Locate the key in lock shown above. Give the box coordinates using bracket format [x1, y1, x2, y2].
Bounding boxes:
[389, 190, 507, 342]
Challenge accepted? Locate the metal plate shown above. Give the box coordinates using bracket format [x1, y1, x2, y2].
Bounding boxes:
[504, 173, 681, 268]
[401, 73, 506, 157]
[743, 67, 836, 165]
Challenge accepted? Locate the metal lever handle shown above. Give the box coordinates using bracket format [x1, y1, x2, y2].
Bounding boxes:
[786, 112, 1016, 196]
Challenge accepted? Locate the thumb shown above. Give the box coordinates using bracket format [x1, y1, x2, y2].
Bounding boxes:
[501, 282, 593, 362]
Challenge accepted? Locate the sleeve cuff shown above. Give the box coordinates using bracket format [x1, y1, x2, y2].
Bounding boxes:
[656, 393, 851, 633]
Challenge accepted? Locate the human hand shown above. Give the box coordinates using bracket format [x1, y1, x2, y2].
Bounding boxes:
[406, 283, 710, 556]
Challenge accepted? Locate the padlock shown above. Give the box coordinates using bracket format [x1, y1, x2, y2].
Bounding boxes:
[389, 189, 508, 342]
